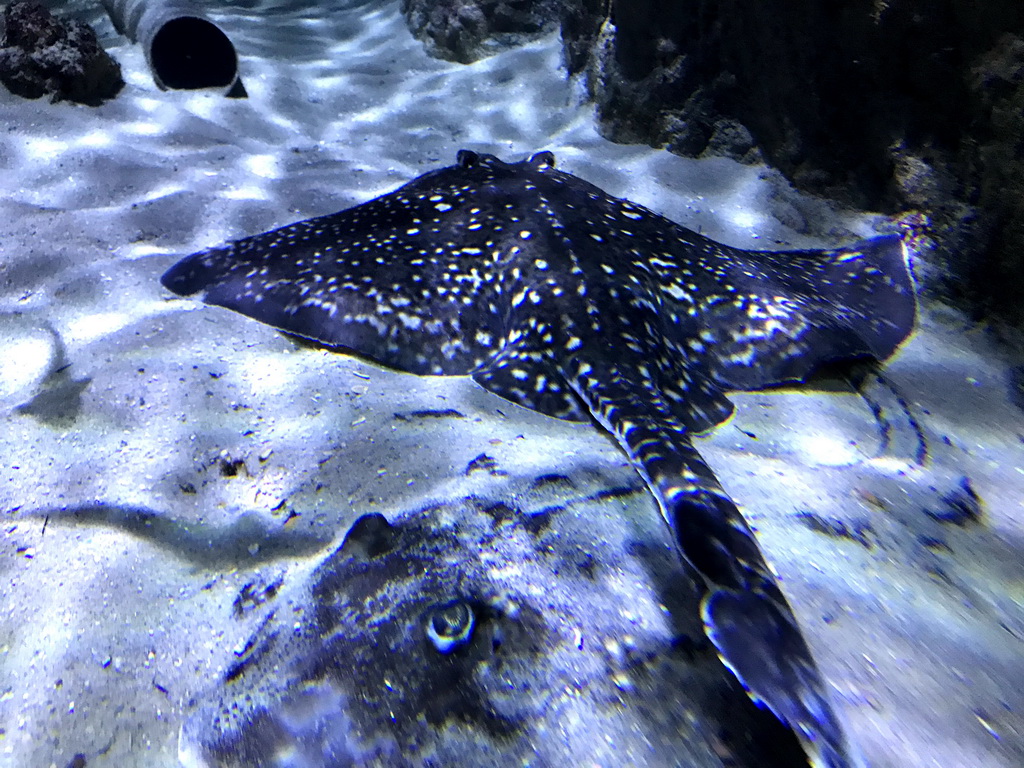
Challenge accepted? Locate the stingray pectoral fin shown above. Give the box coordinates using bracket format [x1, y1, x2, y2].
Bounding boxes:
[162, 250, 406, 361]
[161, 248, 337, 341]
[704, 234, 917, 391]
[160, 245, 351, 345]
[162, 247, 235, 298]
[160, 241, 473, 376]
[703, 588, 859, 768]
[842, 234, 917, 355]
[776, 234, 916, 362]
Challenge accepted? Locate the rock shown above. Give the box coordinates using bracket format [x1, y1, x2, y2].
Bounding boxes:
[963, 32, 1024, 325]
[0, 0, 123, 105]
[401, 0, 563, 63]
[700, 117, 759, 164]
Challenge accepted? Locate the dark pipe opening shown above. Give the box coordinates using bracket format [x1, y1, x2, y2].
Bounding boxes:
[150, 16, 237, 90]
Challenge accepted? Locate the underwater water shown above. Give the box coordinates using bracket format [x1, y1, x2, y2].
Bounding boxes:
[2, 1, 1024, 767]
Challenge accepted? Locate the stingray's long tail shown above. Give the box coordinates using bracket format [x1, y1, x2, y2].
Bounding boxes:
[566, 360, 860, 768]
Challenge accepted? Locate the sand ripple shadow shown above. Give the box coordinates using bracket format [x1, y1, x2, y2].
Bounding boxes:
[25, 503, 331, 568]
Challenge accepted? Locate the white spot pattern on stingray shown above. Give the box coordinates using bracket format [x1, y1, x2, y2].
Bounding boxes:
[161, 149, 917, 768]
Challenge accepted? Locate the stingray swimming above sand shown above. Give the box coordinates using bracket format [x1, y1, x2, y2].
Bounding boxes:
[162, 149, 918, 768]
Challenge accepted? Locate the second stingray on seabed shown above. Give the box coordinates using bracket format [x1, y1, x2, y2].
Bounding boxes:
[161, 149, 918, 767]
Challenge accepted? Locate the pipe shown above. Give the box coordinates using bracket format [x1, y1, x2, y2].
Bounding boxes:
[101, 0, 246, 96]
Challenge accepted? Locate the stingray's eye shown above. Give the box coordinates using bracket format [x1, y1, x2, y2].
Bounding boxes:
[457, 150, 480, 168]
[529, 151, 556, 169]
[425, 599, 475, 654]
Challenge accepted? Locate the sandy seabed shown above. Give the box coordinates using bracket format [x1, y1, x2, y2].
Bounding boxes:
[2, 2, 1024, 767]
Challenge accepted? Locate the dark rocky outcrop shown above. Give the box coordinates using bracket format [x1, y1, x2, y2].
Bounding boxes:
[401, 0, 564, 64]
[966, 32, 1024, 326]
[0, 0, 123, 105]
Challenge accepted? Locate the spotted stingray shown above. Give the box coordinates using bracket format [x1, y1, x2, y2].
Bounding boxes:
[162, 150, 917, 767]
